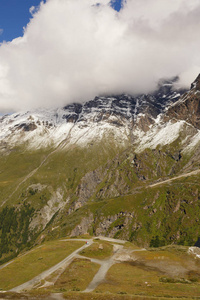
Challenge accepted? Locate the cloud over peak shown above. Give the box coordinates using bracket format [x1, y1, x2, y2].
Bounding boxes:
[0, 0, 200, 112]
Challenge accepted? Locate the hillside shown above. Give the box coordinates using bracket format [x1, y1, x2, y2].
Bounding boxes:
[0, 75, 200, 264]
[1, 237, 200, 299]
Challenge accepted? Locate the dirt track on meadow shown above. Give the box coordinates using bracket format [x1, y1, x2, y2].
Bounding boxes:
[148, 168, 200, 188]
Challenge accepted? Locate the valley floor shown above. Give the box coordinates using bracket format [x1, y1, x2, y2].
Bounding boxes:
[0, 236, 200, 300]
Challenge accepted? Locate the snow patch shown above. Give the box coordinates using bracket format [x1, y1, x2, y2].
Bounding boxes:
[135, 121, 185, 152]
[183, 130, 200, 153]
[188, 247, 200, 259]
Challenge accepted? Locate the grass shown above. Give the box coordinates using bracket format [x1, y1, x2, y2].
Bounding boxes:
[1, 138, 200, 254]
[50, 258, 100, 292]
[0, 240, 84, 290]
[0, 147, 51, 206]
[1, 241, 200, 299]
[54, 170, 200, 247]
[62, 291, 199, 300]
[134, 249, 184, 262]
[134, 245, 200, 270]
[2, 291, 196, 300]
[123, 242, 140, 250]
[0, 290, 51, 299]
[80, 241, 113, 260]
[96, 262, 200, 298]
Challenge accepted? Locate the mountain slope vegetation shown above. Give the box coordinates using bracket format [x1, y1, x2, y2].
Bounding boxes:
[0, 75, 200, 263]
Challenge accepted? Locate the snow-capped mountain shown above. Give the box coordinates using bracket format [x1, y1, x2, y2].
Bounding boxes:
[0, 76, 192, 151]
[1, 75, 200, 262]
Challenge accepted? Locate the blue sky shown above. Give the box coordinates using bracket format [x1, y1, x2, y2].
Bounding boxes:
[0, 0, 122, 43]
[110, 0, 123, 11]
[0, 0, 45, 43]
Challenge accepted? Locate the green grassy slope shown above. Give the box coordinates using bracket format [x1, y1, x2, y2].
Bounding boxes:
[0, 135, 200, 263]
[0, 240, 84, 290]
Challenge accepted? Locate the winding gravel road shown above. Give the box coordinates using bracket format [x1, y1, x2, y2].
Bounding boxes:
[83, 244, 124, 293]
[8, 237, 145, 294]
[8, 237, 126, 293]
[9, 239, 93, 292]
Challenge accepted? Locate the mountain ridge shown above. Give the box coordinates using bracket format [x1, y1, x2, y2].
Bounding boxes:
[0, 76, 188, 151]
[0, 74, 200, 264]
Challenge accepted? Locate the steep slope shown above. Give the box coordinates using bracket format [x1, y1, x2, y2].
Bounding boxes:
[166, 74, 200, 129]
[0, 75, 200, 263]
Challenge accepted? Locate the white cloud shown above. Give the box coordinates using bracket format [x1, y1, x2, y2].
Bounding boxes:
[29, 6, 36, 15]
[0, 0, 200, 111]
[29, 2, 42, 16]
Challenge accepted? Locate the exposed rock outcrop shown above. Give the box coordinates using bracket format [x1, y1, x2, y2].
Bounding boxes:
[165, 74, 200, 129]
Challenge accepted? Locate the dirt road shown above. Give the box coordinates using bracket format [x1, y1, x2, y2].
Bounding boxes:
[8, 236, 146, 294]
[9, 239, 93, 293]
[94, 236, 126, 244]
[83, 244, 123, 293]
[83, 244, 145, 293]
[148, 168, 200, 188]
[8, 237, 127, 293]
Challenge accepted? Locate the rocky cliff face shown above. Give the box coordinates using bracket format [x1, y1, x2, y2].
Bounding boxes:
[1, 75, 200, 263]
[166, 74, 200, 129]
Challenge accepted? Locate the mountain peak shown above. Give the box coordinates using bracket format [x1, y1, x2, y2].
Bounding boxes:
[191, 73, 200, 90]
